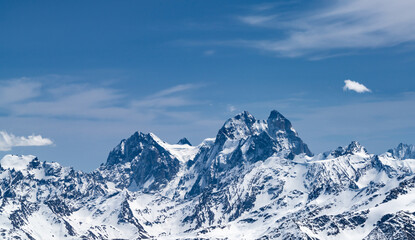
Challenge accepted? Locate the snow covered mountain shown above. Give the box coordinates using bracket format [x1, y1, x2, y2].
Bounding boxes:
[1, 110, 415, 239]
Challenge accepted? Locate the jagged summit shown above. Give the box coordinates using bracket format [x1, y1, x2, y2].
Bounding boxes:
[345, 141, 368, 154]
[324, 141, 368, 158]
[268, 109, 290, 124]
[217, 111, 257, 140]
[268, 109, 284, 118]
[216, 110, 312, 157]
[103, 110, 312, 196]
[105, 131, 180, 191]
[387, 143, 415, 160]
[267, 110, 312, 156]
[1, 110, 415, 240]
[106, 131, 149, 165]
[267, 110, 296, 135]
[177, 137, 192, 146]
[233, 110, 256, 123]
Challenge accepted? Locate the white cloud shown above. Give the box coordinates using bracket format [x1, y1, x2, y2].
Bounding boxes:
[343, 79, 371, 93]
[235, 0, 415, 57]
[0, 131, 53, 151]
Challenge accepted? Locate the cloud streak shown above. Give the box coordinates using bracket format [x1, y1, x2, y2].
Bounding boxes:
[152, 84, 200, 98]
[343, 80, 371, 93]
[0, 131, 53, 151]
[0, 78, 204, 121]
[0, 78, 41, 104]
[237, 15, 276, 25]
[0, 77, 221, 169]
[132, 83, 203, 108]
[235, 0, 415, 57]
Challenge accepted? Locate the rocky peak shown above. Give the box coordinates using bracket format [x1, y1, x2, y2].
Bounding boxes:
[266, 110, 312, 156]
[344, 141, 367, 155]
[387, 143, 415, 160]
[215, 110, 312, 156]
[216, 111, 259, 142]
[105, 131, 180, 191]
[234, 111, 256, 125]
[267, 110, 295, 136]
[177, 137, 192, 146]
[2, 110, 415, 240]
[106, 132, 152, 166]
[326, 141, 367, 158]
[333, 146, 346, 156]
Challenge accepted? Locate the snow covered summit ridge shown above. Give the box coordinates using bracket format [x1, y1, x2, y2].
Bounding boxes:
[1, 109, 415, 240]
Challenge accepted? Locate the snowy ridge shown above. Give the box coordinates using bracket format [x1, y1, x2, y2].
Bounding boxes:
[0, 110, 415, 239]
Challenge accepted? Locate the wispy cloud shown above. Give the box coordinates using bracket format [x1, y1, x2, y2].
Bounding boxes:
[228, 105, 237, 112]
[0, 78, 41, 104]
[0, 77, 221, 166]
[251, 3, 276, 12]
[343, 80, 371, 93]
[1, 78, 203, 121]
[237, 15, 276, 25]
[0, 131, 53, 151]
[234, 0, 415, 57]
[203, 50, 215, 56]
[152, 84, 200, 98]
[132, 83, 203, 108]
[249, 2, 298, 12]
[10, 86, 128, 120]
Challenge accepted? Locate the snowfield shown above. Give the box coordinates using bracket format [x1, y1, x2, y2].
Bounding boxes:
[1, 110, 414, 240]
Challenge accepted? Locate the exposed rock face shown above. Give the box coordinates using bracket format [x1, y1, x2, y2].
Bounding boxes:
[0, 110, 415, 240]
[387, 143, 415, 160]
[0, 155, 149, 239]
[364, 211, 415, 240]
[185, 110, 312, 197]
[177, 137, 192, 146]
[267, 110, 312, 156]
[105, 132, 180, 191]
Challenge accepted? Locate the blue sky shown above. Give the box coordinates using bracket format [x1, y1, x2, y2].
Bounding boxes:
[1, 0, 415, 171]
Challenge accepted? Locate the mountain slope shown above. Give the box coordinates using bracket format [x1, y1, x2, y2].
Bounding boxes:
[0, 110, 414, 240]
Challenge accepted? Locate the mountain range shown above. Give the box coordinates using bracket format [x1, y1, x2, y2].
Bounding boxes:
[1, 110, 415, 240]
